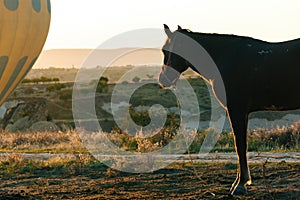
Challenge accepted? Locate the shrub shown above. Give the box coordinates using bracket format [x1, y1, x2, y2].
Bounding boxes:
[21, 77, 60, 84]
[46, 83, 66, 92]
[89, 76, 109, 93]
[59, 89, 73, 100]
[132, 76, 140, 83]
[21, 78, 31, 84]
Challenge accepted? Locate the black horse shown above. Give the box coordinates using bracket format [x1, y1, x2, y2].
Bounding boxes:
[159, 24, 300, 195]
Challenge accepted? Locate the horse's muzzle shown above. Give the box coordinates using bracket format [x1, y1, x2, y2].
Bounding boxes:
[158, 73, 178, 90]
[158, 65, 180, 89]
[158, 73, 172, 88]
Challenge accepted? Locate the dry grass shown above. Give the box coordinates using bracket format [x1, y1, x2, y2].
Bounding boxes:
[248, 122, 300, 151]
[0, 131, 85, 153]
[0, 126, 298, 199]
[0, 121, 299, 154]
[0, 152, 100, 179]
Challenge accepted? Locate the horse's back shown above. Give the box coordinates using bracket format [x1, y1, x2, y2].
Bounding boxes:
[220, 37, 300, 112]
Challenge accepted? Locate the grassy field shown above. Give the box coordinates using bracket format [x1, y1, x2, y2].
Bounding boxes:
[0, 125, 298, 199]
[12, 67, 300, 134]
[1, 68, 298, 199]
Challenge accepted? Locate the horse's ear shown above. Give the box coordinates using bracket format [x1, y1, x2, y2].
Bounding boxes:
[177, 25, 182, 30]
[164, 24, 172, 38]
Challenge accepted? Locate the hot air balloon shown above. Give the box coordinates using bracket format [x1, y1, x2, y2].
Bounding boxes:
[0, 0, 51, 105]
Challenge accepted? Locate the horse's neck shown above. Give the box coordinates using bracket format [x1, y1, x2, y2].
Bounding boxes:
[186, 32, 239, 81]
[194, 33, 239, 58]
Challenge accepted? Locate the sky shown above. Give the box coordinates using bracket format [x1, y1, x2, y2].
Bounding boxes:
[44, 0, 300, 50]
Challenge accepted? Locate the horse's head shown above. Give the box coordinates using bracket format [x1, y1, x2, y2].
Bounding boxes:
[159, 24, 190, 88]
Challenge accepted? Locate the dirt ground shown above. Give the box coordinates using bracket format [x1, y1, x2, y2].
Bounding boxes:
[0, 161, 298, 200]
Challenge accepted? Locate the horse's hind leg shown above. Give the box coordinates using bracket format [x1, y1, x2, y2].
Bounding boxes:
[227, 109, 251, 195]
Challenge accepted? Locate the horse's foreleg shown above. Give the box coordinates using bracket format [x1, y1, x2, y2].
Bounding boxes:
[228, 110, 251, 195]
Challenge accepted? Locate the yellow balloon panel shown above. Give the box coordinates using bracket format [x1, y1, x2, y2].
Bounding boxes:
[0, 0, 51, 105]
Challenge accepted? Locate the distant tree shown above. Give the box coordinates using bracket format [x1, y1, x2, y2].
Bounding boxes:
[146, 74, 154, 79]
[40, 76, 51, 83]
[46, 83, 66, 92]
[132, 76, 140, 83]
[21, 78, 31, 84]
[32, 78, 41, 84]
[96, 76, 109, 93]
[22, 76, 61, 84]
[99, 76, 109, 83]
[52, 78, 60, 83]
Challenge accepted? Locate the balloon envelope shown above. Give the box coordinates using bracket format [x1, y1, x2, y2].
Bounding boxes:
[0, 0, 51, 105]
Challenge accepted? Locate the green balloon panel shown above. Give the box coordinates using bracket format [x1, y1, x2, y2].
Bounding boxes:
[0, 0, 51, 105]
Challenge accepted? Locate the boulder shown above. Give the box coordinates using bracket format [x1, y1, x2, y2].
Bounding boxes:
[0, 98, 51, 132]
[29, 121, 60, 132]
[9, 99, 48, 123]
[5, 116, 30, 132]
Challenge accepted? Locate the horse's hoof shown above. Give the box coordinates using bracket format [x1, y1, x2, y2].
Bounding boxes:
[231, 185, 247, 196]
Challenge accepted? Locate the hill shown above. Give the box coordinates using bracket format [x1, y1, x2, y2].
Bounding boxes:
[34, 48, 163, 68]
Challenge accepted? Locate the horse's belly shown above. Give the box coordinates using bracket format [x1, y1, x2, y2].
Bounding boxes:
[252, 86, 300, 111]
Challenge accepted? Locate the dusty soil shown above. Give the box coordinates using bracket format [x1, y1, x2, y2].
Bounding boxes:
[0, 161, 298, 200]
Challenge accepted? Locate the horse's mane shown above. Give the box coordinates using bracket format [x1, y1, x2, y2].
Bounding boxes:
[175, 28, 250, 47]
[177, 28, 250, 41]
[177, 29, 193, 34]
[176, 28, 300, 44]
